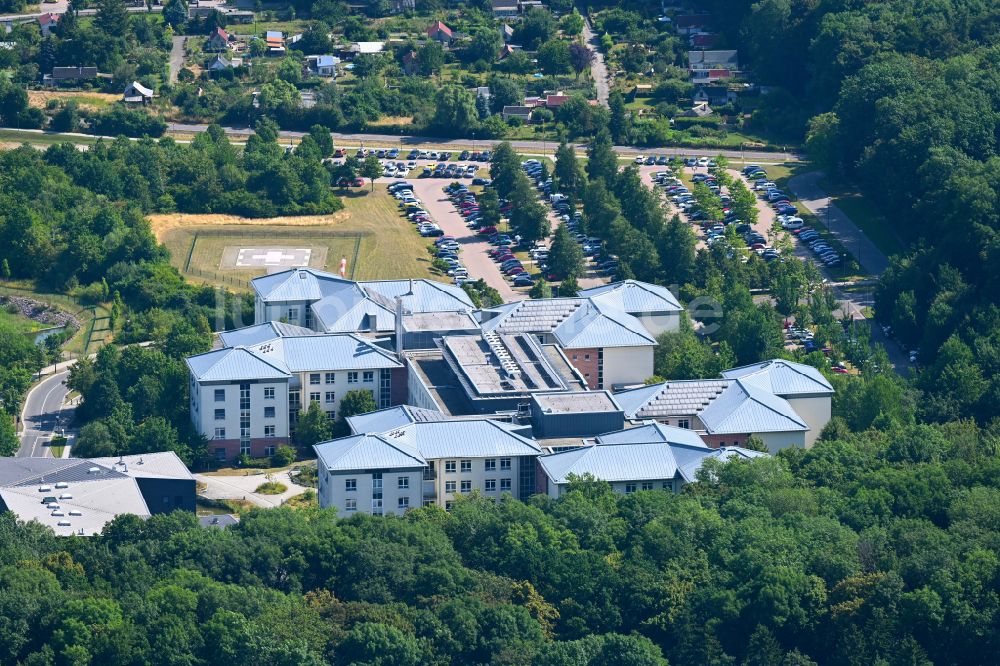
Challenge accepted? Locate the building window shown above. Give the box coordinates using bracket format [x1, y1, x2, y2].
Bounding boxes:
[445, 501, 453, 511]
[326, 411, 336, 421]
[398, 496, 410, 510]
[372, 473, 382, 495]
[240, 442, 250, 456]
[677, 419, 690, 429]
[372, 499, 383, 515]
[310, 373, 321, 385]
[445, 460, 456, 473]
[345, 499, 357, 512]
[264, 446, 276, 456]
[460, 459, 471, 473]
[423, 499, 435, 507]
[214, 389, 225, 402]
[264, 425, 276, 437]
[214, 448, 226, 461]
[572, 354, 577, 360]
[214, 409, 225, 420]
[325, 391, 336, 404]
[348, 372, 359, 383]
[345, 478, 357, 492]
[363, 371, 374, 383]
[500, 478, 511, 492]
[485, 479, 496, 492]
[445, 480, 456, 493]
[500, 458, 511, 471]
[398, 476, 409, 490]
[460, 480, 471, 493]
[625, 483, 637, 494]
[325, 372, 335, 384]
[485, 458, 496, 471]
[264, 387, 275, 400]
[264, 406, 275, 418]
[662, 481, 671, 490]
[288, 307, 299, 321]
[214, 427, 225, 439]
[379, 369, 391, 408]
[584, 354, 590, 360]
[309, 392, 321, 403]
[641, 482, 654, 491]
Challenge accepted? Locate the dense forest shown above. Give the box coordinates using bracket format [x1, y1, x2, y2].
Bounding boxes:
[703, 0, 1000, 424]
[3, 420, 1000, 665]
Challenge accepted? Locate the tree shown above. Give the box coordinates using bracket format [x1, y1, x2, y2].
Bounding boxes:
[308, 124, 333, 157]
[660, 215, 697, 286]
[558, 275, 579, 296]
[0, 414, 16, 456]
[417, 41, 445, 76]
[515, 7, 556, 50]
[333, 389, 378, 436]
[560, 10, 584, 37]
[508, 175, 550, 244]
[466, 28, 503, 65]
[490, 142, 522, 198]
[569, 42, 594, 79]
[295, 402, 332, 449]
[608, 90, 629, 144]
[529, 280, 553, 299]
[361, 154, 383, 191]
[95, 0, 129, 37]
[554, 141, 583, 201]
[548, 224, 584, 280]
[489, 76, 524, 114]
[477, 187, 502, 230]
[538, 40, 572, 76]
[432, 86, 479, 136]
[586, 129, 618, 184]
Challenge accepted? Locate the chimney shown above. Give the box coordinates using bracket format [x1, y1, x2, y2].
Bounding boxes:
[407, 278, 414, 295]
[395, 296, 404, 357]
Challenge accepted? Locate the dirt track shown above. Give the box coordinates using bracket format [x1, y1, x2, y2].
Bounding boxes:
[148, 211, 352, 242]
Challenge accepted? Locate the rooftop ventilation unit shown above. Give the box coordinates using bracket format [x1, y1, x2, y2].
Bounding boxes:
[69, 510, 82, 517]
[59, 494, 73, 500]
[38, 486, 51, 492]
[51, 511, 64, 517]
[87, 467, 100, 474]
[57, 521, 71, 527]
[55, 482, 68, 489]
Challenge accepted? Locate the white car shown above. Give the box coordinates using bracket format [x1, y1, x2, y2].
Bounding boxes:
[781, 218, 805, 230]
[634, 156, 646, 164]
[697, 157, 710, 167]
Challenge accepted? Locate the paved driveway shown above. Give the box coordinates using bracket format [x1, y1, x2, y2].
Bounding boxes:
[582, 19, 610, 107]
[196, 469, 309, 508]
[169, 36, 186, 84]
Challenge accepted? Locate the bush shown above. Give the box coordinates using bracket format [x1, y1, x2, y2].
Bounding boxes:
[271, 445, 296, 467]
[255, 480, 288, 495]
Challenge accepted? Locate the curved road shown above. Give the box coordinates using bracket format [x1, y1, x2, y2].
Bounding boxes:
[18, 369, 72, 458]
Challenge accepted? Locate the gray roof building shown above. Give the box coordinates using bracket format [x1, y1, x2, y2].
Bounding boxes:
[578, 280, 683, 318]
[481, 297, 657, 349]
[346, 404, 447, 434]
[721, 359, 834, 397]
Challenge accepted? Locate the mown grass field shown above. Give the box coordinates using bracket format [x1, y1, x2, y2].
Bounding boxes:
[0, 306, 45, 334]
[152, 185, 438, 289]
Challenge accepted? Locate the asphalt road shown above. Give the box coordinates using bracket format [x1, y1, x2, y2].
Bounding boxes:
[582, 19, 610, 108]
[169, 36, 186, 85]
[18, 369, 71, 458]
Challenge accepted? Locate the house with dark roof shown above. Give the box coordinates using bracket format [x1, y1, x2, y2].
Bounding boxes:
[0, 453, 194, 536]
[45, 66, 99, 86]
[502, 105, 534, 122]
[206, 26, 230, 52]
[492, 0, 519, 18]
[689, 50, 739, 82]
[693, 85, 736, 106]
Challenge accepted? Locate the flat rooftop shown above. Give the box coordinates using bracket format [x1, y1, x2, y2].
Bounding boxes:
[403, 311, 479, 332]
[534, 391, 620, 414]
[442, 333, 567, 397]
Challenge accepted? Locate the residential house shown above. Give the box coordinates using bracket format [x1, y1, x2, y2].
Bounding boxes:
[537, 422, 765, 497]
[346, 41, 385, 57]
[610, 367, 822, 452]
[315, 418, 541, 513]
[38, 13, 58, 37]
[476, 86, 491, 101]
[0, 453, 195, 536]
[685, 101, 713, 117]
[479, 292, 662, 389]
[492, 0, 519, 18]
[186, 322, 405, 461]
[693, 85, 736, 106]
[123, 81, 154, 104]
[206, 27, 230, 52]
[502, 105, 534, 122]
[426, 21, 453, 45]
[689, 50, 738, 82]
[720, 359, 834, 446]
[306, 54, 339, 77]
[674, 13, 713, 36]
[390, 0, 416, 12]
[250, 269, 477, 346]
[265, 31, 285, 55]
[632, 84, 653, 97]
[207, 54, 243, 71]
[501, 23, 515, 43]
[498, 43, 522, 60]
[402, 50, 419, 75]
[690, 32, 718, 49]
[44, 66, 99, 86]
[544, 93, 570, 109]
[225, 9, 255, 23]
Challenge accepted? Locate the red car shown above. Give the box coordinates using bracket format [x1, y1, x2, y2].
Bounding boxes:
[479, 226, 498, 235]
[351, 178, 365, 187]
[506, 266, 525, 276]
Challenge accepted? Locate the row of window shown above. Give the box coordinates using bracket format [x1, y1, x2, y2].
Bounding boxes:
[624, 482, 672, 493]
[214, 426, 277, 439]
[344, 497, 410, 512]
[215, 407, 277, 421]
[443, 458, 511, 474]
[346, 477, 410, 492]
[309, 371, 374, 385]
[215, 387, 275, 401]
[445, 478, 511, 493]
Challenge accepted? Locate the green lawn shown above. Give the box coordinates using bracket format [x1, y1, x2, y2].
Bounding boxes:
[0, 306, 44, 335]
[0, 282, 111, 357]
[0, 129, 99, 147]
[818, 177, 905, 257]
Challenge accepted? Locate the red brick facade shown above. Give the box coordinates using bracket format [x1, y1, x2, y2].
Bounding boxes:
[565, 347, 601, 389]
[209, 437, 291, 462]
[700, 433, 748, 449]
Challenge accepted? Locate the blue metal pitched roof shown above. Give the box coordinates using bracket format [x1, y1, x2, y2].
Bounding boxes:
[346, 405, 446, 435]
[186, 347, 289, 382]
[579, 280, 683, 314]
[252, 268, 358, 303]
[274, 334, 401, 372]
[314, 434, 426, 472]
[218, 321, 315, 348]
[553, 299, 657, 349]
[698, 380, 808, 434]
[596, 422, 707, 448]
[381, 420, 541, 459]
[721, 359, 834, 396]
[360, 279, 474, 312]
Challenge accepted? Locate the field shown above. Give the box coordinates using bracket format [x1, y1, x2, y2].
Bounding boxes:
[0, 306, 45, 334]
[152, 186, 438, 289]
[27, 91, 119, 112]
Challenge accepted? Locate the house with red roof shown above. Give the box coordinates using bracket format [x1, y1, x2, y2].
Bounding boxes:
[426, 21, 453, 45]
[207, 27, 230, 52]
[38, 13, 59, 37]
